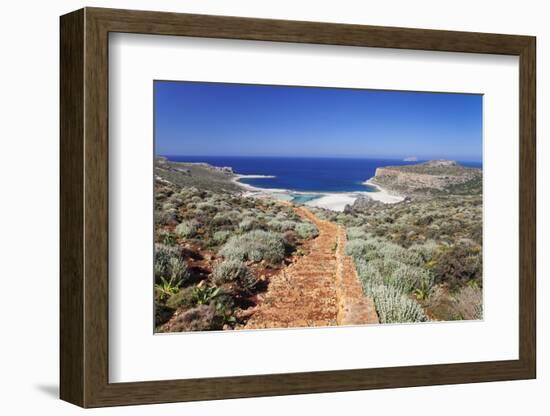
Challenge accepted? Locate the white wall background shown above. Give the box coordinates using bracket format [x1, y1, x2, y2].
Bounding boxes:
[0, 0, 546, 414]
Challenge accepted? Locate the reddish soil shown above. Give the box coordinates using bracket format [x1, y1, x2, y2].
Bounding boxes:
[243, 206, 378, 329]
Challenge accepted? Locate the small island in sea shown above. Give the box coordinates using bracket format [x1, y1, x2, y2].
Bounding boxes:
[153, 81, 483, 332]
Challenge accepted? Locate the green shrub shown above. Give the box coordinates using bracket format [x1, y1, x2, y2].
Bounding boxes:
[367, 258, 402, 278]
[238, 217, 258, 232]
[211, 212, 233, 226]
[364, 283, 427, 323]
[155, 258, 190, 300]
[155, 208, 177, 225]
[211, 259, 257, 289]
[219, 230, 285, 264]
[431, 244, 482, 287]
[158, 229, 177, 246]
[175, 220, 198, 238]
[267, 219, 297, 232]
[356, 259, 383, 285]
[166, 287, 195, 309]
[191, 286, 223, 305]
[275, 209, 297, 221]
[161, 304, 223, 331]
[195, 201, 217, 212]
[295, 222, 319, 239]
[154, 244, 190, 285]
[161, 202, 176, 211]
[386, 264, 434, 294]
[212, 230, 232, 244]
[167, 194, 185, 207]
[346, 238, 376, 259]
[190, 286, 234, 316]
[311, 208, 337, 221]
[346, 226, 368, 240]
[378, 242, 423, 266]
[409, 240, 439, 263]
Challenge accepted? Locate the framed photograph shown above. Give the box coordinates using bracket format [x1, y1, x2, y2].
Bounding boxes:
[60, 7, 536, 408]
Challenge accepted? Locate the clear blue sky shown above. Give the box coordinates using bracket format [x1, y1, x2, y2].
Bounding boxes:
[154, 81, 482, 162]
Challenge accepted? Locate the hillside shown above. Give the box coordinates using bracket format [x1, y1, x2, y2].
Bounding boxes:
[155, 157, 242, 192]
[369, 160, 482, 195]
[154, 158, 483, 328]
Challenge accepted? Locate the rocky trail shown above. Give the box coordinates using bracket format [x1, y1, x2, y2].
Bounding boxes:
[244, 206, 378, 329]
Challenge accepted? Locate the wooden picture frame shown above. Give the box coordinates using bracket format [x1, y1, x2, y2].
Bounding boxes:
[60, 7, 536, 408]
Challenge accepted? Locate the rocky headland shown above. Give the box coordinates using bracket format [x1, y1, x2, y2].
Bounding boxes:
[369, 160, 482, 195]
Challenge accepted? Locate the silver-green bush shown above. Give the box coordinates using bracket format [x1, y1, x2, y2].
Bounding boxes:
[212, 212, 233, 226]
[267, 219, 296, 232]
[155, 208, 177, 225]
[345, 238, 378, 259]
[409, 240, 439, 262]
[346, 226, 368, 240]
[355, 259, 383, 285]
[211, 259, 257, 288]
[295, 222, 319, 239]
[363, 283, 427, 323]
[377, 242, 423, 266]
[154, 243, 190, 284]
[194, 201, 218, 212]
[212, 230, 232, 244]
[175, 220, 198, 238]
[238, 217, 258, 232]
[219, 230, 285, 264]
[385, 264, 434, 294]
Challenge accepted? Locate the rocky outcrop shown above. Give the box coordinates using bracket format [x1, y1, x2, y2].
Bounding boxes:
[374, 167, 466, 190]
[371, 160, 481, 193]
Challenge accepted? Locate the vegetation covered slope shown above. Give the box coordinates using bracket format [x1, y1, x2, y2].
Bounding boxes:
[310, 161, 483, 323]
[155, 157, 242, 192]
[154, 167, 319, 332]
[154, 158, 482, 328]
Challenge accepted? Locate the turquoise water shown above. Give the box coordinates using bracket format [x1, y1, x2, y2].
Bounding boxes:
[291, 194, 323, 204]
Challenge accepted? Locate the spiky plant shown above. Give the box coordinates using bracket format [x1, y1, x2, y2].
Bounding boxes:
[211, 259, 257, 289]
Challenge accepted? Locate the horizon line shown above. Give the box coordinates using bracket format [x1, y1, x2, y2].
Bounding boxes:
[158, 154, 483, 163]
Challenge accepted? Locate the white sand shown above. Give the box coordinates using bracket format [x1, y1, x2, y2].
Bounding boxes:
[232, 176, 285, 196]
[305, 181, 404, 211]
[363, 179, 405, 204]
[232, 174, 404, 212]
[234, 174, 275, 180]
[304, 194, 359, 212]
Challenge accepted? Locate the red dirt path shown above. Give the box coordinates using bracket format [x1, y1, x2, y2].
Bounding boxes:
[243, 206, 378, 329]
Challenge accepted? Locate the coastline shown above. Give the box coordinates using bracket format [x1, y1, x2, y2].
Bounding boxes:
[362, 179, 405, 204]
[232, 174, 404, 212]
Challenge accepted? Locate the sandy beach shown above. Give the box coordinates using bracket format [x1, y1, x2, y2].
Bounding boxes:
[232, 174, 283, 193]
[232, 174, 404, 212]
[304, 193, 359, 211]
[362, 179, 405, 203]
[304, 183, 404, 212]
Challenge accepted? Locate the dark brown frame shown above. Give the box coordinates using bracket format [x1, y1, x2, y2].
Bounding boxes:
[60, 7, 536, 408]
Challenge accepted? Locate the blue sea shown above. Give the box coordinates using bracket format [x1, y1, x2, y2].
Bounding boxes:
[163, 156, 482, 195]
